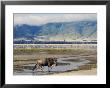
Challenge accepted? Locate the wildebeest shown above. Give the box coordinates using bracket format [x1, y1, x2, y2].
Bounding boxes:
[32, 57, 57, 72]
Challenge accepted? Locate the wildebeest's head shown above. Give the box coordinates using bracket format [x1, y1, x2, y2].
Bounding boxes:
[46, 57, 58, 67]
[54, 58, 57, 66]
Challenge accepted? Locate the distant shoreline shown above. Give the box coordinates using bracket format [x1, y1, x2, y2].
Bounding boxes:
[14, 41, 97, 44]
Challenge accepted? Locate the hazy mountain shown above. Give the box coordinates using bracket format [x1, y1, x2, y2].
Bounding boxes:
[14, 21, 97, 41]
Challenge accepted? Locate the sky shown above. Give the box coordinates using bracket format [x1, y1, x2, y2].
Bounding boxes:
[14, 13, 97, 26]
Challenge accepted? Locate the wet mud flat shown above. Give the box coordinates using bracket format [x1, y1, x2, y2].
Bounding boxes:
[14, 57, 90, 75]
[13, 49, 97, 75]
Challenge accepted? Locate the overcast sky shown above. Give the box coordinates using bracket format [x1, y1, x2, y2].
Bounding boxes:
[14, 13, 97, 26]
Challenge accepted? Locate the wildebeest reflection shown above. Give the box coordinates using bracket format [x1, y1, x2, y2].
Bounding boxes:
[32, 58, 57, 72]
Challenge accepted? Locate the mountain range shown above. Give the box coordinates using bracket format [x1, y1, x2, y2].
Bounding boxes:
[14, 21, 97, 41]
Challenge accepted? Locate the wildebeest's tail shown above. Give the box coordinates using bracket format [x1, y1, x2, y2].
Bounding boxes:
[32, 64, 37, 71]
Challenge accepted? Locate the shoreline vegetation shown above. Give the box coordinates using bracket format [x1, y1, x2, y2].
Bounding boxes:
[13, 48, 97, 75]
[14, 48, 95, 54]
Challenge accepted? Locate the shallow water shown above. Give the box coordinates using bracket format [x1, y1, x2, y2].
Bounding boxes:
[14, 57, 90, 75]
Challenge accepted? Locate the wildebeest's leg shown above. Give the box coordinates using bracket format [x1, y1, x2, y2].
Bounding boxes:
[48, 66, 50, 72]
[37, 65, 43, 72]
[48, 62, 50, 72]
[40, 66, 44, 72]
[32, 64, 37, 71]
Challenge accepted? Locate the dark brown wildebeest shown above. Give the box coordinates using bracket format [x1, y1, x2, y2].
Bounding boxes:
[32, 58, 57, 72]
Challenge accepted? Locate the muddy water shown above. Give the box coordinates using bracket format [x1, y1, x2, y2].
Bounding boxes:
[14, 57, 90, 75]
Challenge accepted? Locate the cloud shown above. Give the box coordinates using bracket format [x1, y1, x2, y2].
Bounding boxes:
[14, 13, 97, 26]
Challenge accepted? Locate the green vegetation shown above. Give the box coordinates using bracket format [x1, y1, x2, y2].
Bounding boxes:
[14, 48, 39, 55]
[14, 48, 90, 55]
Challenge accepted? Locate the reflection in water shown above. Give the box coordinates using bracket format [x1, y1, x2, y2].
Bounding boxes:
[14, 57, 90, 75]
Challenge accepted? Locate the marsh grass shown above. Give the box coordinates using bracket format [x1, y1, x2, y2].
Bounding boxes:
[14, 48, 91, 55]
